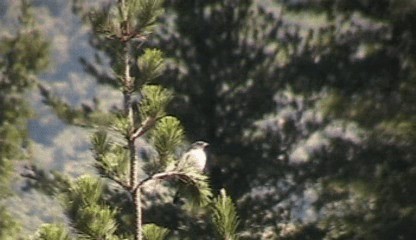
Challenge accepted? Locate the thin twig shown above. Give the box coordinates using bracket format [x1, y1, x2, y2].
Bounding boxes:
[106, 174, 130, 191]
[130, 116, 163, 140]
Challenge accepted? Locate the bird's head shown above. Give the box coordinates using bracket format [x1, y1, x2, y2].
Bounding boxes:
[190, 141, 209, 149]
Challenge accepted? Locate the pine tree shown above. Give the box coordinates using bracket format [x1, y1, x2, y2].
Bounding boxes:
[0, 1, 49, 239]
[243, 1, 416, 239]
[27, 0, 240, 239]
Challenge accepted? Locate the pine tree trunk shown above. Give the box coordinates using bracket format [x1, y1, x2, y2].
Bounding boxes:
[123, 39, 142, 240]
[134, 188, 142, 240]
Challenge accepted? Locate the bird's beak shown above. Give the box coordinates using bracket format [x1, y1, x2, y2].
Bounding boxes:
[204, 143, 209, 148]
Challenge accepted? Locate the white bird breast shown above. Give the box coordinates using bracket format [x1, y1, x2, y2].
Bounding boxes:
[184, 148, 207, 171]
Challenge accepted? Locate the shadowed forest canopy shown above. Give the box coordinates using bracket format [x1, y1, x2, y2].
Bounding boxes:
[0, 0, 415, 239]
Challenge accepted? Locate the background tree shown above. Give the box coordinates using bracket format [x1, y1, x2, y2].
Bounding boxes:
[239, 0, 416, 238]
[0, 1, 49, 239]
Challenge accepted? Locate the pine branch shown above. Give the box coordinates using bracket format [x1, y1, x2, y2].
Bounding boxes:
[21, 165, 71, 196]
[211, 189, 240, 240]
[79, 57, 118, 88]
[33, 224, 70, 240]
[138, 85, 173, 120]
[131, 116, 160, 140]
[60, 176, 119, 239]
[38, 83, 115, 127]
[92, 130, 130, 189]
[103, 171, 130, 191]
[134, 171, 188, 191]
[137, 48, 164, 84]
[143, 224, 170, 240]
[148, 116, 184, 169]
[133, 169, 212, 206]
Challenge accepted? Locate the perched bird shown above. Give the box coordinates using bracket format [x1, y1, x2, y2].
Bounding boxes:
[176, 141, 209, 172]
[173, 141, 209, 204]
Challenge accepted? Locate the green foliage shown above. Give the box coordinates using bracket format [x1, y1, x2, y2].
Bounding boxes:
[34, 224, 71, 240]
[147, 116, 184, 171]
[113, 114, 133, 137]
[211, 189, 240, 240]
[76, 204, 118, 239]
[0, 206, 21, 240]
[132, 0, 164, 34]
[101, 145, 129, 180]
[137, 49, 164, 84]
[142, 224, 170, 240]
[0, 122, 27, 198]
[89, 5, 119, 37]
[62, 176, 103, 213]
[174, 169, 213, 207]
[0, 0, 49, 195]
[61, 176, 118, 239]
[0, 1, 49, 89]
[39, 84, 115, 128]
[94, 138, 130, 184]
[0, 0, 49, 238]
[91, 130, 111, 157]
[23, 168, 71, 196]
[139, 85, 173, 120]
[376, 118, 416, 143]
[89, 0, 164, 41]
[61, 176, 100, 217]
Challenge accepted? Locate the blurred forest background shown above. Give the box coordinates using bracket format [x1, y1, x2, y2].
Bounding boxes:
[1, 0, 415, 239]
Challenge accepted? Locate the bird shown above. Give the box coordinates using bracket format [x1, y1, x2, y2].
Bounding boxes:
[173, 141, 209, 204]
[176, 141, 209, 172]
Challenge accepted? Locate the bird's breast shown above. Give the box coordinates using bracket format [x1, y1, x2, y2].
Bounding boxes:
[187, 149, 207, 171]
